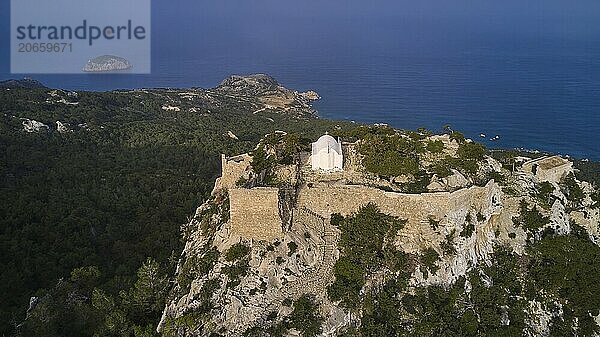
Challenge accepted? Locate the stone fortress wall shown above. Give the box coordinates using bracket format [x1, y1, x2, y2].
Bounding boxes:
[229, 187, 283, 241]
[296, 180, 502, 253]
[521, 155, 573, 183]
[296, 180, 500, 222]
[213, 153, 285, 241]
[221, 140, 503, 256]
[213, 154, 252, 193]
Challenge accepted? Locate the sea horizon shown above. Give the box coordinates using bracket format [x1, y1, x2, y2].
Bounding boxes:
[2, 0, 599, 160]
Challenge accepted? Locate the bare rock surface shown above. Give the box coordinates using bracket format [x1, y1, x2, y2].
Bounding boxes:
[21, 119, 49, 133]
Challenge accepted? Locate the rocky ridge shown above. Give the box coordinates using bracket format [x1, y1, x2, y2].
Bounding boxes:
[160, 132, 600, 336]
[216, 74, 320, 117]
[0, 78, 46, 89]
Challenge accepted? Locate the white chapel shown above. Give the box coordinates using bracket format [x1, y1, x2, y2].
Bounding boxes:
[311, 134, 343, 171]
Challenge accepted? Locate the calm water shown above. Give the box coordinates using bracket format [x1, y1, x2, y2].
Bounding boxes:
[1, 1, 599, 159]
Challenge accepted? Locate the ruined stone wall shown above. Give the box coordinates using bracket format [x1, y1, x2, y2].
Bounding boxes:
[340, 142, 363, 173]
[229, 187, 283, 241]
[296, 181, 502, 252]
[214, 154, 252, 193]
[275, 164, 298, 186]
[521, 156, 573, 183]
[537, 163, 573, 183]
[220, 147, 503, 252]
[297, 181, 498, 221]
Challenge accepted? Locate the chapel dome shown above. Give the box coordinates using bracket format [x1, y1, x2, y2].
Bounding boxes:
[313, 135, 341, 154]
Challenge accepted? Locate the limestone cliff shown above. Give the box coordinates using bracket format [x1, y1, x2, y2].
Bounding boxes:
[160, 132, 600, 337]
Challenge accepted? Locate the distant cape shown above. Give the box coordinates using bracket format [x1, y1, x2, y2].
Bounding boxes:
[0, 78, 46, 89]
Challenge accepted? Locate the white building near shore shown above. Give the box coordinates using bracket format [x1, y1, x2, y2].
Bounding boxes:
[311, 134, 343, 171]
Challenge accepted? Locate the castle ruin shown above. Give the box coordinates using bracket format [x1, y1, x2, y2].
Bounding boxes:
[217, 138, 502, 252]
[521, 155, 573, 183]
[229, 187, 283, 241]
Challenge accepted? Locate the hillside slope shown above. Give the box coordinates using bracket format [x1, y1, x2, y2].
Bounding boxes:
[0, 75, 339, 336]
[161, 130, 600, 337]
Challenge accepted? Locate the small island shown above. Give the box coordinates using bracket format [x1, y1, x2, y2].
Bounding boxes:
[82, 55, 132, 73]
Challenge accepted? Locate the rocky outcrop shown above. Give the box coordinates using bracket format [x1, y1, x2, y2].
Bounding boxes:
[56, 121, 72, 133]
[216, 74, 283, 97]
[161, 105, 181, 112]
[525, 300, 563, 337]
[571, 208, 600, 244]
[161, 135, 600, 336]
[21, 119, 49, 133]
[83, 55, 132, 72]
[428, 169, 471, 192]
[216, 74, 320, 117]
[162, 149, 517, 335]
[227, 131, 239, 140]
[159, 194, 339, 335]
[300, 90, 320, 101]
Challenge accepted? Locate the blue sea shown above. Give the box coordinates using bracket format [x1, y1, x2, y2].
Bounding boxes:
[1, 1, 599, 160]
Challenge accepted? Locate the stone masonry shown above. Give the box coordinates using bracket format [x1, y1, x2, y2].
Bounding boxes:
[229, 187, 283, 241]
[296, 180, 502, 254]
[521, 155, 573, 183]
[213, 154, 252, 193]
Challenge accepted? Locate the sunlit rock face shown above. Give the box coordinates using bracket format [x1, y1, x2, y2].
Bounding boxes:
[21, 119, 49, 133]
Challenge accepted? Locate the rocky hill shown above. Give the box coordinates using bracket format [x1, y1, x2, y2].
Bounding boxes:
[160, 130, 600, 336]
[216, 74, 320, 117]
[0, 78, 46, 89]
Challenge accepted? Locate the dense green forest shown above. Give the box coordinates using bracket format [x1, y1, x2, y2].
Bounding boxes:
[0, 86, 347, 336]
